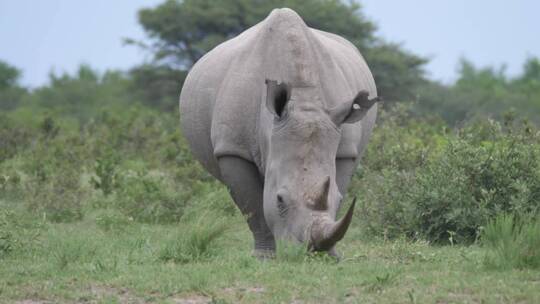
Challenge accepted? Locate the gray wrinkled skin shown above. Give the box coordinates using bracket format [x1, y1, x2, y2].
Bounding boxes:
[180, 8, 378, 258]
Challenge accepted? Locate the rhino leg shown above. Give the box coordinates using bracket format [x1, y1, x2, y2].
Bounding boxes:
[218, 156, 276, 258]
[335, 158, 357, 197]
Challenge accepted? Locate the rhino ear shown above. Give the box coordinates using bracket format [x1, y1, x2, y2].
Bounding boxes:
[265, 79, 291, 119]
[329, 90, 380, 125]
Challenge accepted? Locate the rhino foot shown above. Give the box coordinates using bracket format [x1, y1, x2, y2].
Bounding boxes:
[328, 247, 342, 262]
[252, 249, 276, 260]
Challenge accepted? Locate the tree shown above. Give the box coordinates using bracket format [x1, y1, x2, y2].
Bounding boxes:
[365, 42, 428, 102]
[0, 60, 21, 90]
[20, 65, 141, 122]
[519, 57, 540, 83]
[129, 64, 187, 110]
[0, 60, 25, 111]
[416, 57, 540, 125]
[131, 0, 427, 105]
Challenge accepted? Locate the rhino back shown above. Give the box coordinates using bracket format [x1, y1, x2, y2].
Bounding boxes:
[180, 8, 377, 179]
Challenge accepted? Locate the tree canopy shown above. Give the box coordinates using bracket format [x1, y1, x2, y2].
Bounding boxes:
[0, 60, 25, 111]
[0, 60, 21, 90]
[416, 57, 540, 124]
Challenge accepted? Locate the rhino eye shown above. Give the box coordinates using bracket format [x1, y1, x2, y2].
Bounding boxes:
[277, 194, 288, 217]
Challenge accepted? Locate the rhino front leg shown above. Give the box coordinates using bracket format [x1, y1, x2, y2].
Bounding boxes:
[335, 158, 357, 198]
[218, 156, 276, 258]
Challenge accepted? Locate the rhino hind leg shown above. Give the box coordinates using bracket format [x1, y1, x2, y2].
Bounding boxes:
[217, 156, 276, 258]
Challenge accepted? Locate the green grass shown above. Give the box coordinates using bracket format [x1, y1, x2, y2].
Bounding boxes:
[1, 208, 539, 303]
[158, 212, 230, 264]
[483, 214, 540, 270]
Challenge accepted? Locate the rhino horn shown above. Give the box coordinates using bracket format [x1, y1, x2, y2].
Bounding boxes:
[310, 198, 356, 251]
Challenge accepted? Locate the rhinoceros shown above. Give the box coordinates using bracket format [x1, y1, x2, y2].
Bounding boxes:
[179, 8, 379, 258]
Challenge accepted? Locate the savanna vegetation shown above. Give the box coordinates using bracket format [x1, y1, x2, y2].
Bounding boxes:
[1, 0, 539, 303]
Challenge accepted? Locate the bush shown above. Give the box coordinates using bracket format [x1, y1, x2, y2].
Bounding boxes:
[115, 171, 189, 224]
[90, 149, 120, 196]
[414, 130, 539, 243]
[355, 169, 417, 239]
[0, 114, 32, 163]
[0, 211, 16, 257]
[361, 103, 448, 173]
[22, 139, 87, 223]
[0, 209, 45, 258]
[1, 103, 221, 225]
[95, 209, 134, 232]
[357, 116, 540, 244]
[25, 167, 85, 223]
[80, 107, 193, 168]
[0, 165, 22, 200]
[483, 214, 540, 269]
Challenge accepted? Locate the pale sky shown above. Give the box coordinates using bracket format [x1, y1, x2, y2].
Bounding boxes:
[1, 0, 539, 87]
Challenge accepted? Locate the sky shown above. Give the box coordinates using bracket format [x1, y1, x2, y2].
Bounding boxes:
[1, 0, 539, 87]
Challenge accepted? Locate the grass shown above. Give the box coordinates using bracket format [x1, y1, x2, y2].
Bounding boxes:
[158, 212, 230, 264]
[0, 208, 539, 303]
[483, 214, 540, 270]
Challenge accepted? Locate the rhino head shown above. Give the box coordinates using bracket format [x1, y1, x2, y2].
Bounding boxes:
[262, 80, 377, 253]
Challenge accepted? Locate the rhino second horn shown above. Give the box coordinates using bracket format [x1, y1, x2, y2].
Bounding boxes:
[311, 197, 356, 251]
[313, 176, 330, 211]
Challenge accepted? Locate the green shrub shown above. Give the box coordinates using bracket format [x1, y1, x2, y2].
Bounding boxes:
[39, 115, 60, 139]
[2, 105, 219, 225]
[173, 155, 213, 186]
[355, 169, 417, 239]
[95, 209, 134, 232]
[80, 107, 194, 168]
[0, 114, 32, 163]
[357, 117, 540, 244]
[158, 213, 229, 263]
[362, 103, 448, 173]
[115, 171, 189, 224]
[22, 139, 87, 223]
[0, 165, 22, 200]
[25, 168, 85, 222]
[414, 131, 539, 243]
[90, 149, 120, 196]
[483, 214, 540, 269]
[0, 211, 15, 257]
[0, 209, 45, 258]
